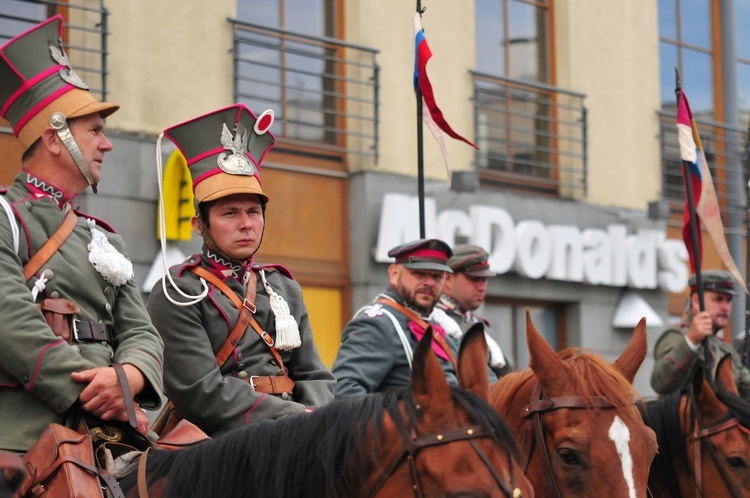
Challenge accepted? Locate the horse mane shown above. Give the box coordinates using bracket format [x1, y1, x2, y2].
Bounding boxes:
[492, 348, 639, 413]
[638, 392, 691, 497]
[714, 387, 750, 429]
[120, 386, 518, 498]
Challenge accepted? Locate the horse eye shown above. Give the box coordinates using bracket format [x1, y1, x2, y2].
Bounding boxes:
[558, 448, 582, 466]
[726, 456, 747, 469]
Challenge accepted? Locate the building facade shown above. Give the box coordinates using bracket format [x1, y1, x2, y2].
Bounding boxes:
[1, 0, 747, 397]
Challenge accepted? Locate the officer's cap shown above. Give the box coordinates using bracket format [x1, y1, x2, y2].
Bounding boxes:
[162, 104, 276, 205]
[388, 239, 453, 273]
[0, 16, 119, 153]
[688, 269, 736, 296]
[448, 244, 496, 277]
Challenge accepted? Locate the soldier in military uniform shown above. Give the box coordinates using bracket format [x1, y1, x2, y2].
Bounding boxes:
[435, 244, 512, 379]
[0, 16, 164, 452]
[332, 239, 459, 396]
[146, 104, 335, 437]
[651, 269, 750, 400]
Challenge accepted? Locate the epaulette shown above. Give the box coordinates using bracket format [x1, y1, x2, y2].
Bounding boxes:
[253, 262, 294, 280]
[72, 209, 116, 233]
[175, 254, 202, 277]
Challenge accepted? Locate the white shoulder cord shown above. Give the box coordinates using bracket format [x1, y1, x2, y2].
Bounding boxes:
[0, 195, 19, 254]
[357, 300, 414, 369]
[0, 195, 51, 300]
[259, 269, 301, 350]
[156, 133, 208, 306]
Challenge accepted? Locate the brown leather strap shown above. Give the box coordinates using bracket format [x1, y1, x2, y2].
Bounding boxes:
[23, 209, 78, 281]
[250, 374, 295, 395]
[188, 266, 287, 373]
[112, 363, 138, 430]
[137, 447, 150, 498]
[375, 298, 458, 372]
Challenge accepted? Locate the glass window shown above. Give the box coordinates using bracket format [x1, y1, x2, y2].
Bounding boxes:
[475, 0, 550, 84]
[658, 0, 678, 41]
[680, 0, 711, 49]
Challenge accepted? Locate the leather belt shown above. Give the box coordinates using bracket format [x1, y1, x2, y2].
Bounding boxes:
[73, 320, 114, 345]
[250, 375, 295, 395]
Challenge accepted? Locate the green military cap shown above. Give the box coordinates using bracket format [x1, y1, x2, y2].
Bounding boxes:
[448, 244, 496, 277]
[688, 269, 736, 296]
[388, 238, 453, 272]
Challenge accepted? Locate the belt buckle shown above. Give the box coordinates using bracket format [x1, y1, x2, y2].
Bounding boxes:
[249, 375, 259, 391]
[72, 319, 82, 342]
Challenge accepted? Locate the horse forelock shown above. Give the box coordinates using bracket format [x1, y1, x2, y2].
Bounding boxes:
[555, 350, 639, 408]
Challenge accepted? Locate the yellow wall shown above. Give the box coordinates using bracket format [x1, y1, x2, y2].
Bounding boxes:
[302, 286, 343, 368]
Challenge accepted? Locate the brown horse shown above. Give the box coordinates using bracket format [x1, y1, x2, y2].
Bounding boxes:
[489, 311, 657, 497]
[0, 452, 23, 498]
[120, 324, 534, 497]
[639, 355, 750, 497]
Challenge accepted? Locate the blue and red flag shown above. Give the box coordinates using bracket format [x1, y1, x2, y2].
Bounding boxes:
[413, 13, 477, 175]
[677, 89, 748, 292]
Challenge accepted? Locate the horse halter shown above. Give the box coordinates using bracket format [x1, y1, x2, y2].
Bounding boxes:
[687, 391, 745, 498]
[520, 382, 625, 498]
[368, 421, 523, 498]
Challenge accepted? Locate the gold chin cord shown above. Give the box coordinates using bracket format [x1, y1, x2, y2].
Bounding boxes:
[49, 112, 98, 194]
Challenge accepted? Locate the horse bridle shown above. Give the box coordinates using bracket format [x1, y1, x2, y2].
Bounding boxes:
[687, 391, 747, 498]
[520, 382, 625, 498]
[368, 422, 523, 498]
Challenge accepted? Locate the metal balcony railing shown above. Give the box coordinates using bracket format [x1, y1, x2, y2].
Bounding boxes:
[471, 71, 588, 198]
[229, 18, 380, 164]
[658, 111, 749, 228]
[0, 0, 109, 103]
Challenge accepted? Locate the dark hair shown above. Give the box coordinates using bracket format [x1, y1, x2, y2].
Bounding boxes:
[21, 137, 41, 163]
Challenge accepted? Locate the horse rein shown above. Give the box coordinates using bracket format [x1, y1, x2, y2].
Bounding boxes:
[687, 392, 744, 498]
[520, 382, 624, 498]
[368, 423, 523, 497]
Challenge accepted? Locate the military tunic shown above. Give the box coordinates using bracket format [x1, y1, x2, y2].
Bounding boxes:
[651, 324, 750, 400]
[0, 172, 164, 452]
[147, 249, 335, 437]
[332, 286, 459, 397]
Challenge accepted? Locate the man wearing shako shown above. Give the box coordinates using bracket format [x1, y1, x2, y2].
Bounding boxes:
[147, 104, 335, 437]
[332, 239, 459, 396]
[0, 16, 164, 452]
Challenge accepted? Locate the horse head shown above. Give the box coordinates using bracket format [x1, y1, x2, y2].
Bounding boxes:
[490, 310, 656, 497]
[374, 323, 534, 497]
[682, 355, 750, 497]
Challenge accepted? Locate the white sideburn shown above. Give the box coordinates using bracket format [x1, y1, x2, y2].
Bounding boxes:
[608, 415, 636, 498]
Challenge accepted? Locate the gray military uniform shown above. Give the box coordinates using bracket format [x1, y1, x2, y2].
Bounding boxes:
[332, 286, 459, 397]
[147, 249, 335, 437]
[0, 172, 164, 452]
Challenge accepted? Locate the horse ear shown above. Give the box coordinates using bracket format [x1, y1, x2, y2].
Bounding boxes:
[611, 317, 648, 384]
[715, 354, 739, 395]
[412, 327, 452, 411]
[694, 365, 726, 423]
[458, 322, 490, 401]
[526, 309, 565, 392]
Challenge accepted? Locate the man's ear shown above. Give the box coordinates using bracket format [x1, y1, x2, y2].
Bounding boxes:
[39, 127, 62, 155]
[191, 216, 201, 236]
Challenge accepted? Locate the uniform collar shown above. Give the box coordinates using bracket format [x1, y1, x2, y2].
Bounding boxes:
[438, 294, 468, 316]
[203, 246, 250, 280]
[22, 172, 76, 207]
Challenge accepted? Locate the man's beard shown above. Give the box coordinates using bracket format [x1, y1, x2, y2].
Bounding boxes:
[397, 281, 438, 316]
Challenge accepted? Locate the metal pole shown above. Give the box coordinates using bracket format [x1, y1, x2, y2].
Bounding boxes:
[416, 0, 425, 238]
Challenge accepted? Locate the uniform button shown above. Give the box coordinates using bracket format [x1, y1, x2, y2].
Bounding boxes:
[269, 359, 277, 366]
[237, 353, 243, 360]
[238, 371, 248, 380]
[50, 291, 60, 298]
[276, 369, 285, 376]
[237, 363, 245, 370]
[104, 287, 111, 295]
[281, 392, 290, 401]
[23, 201, 31, 209]
[105, 303, 111, 313]
[72, 345, 80, 354]
[22, 375, 29, 383]
[42, 269, 54, 280]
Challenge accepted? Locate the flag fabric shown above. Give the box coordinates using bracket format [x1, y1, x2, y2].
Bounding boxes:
[413, 13, 478, 178]
[676, 89, 748, 293]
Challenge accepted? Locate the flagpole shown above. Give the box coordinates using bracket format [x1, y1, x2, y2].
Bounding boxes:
[416, 1, 426, 238]
[744, 119, 750, 368]
[675, 68, 711, 381]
